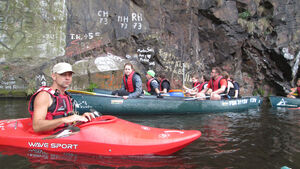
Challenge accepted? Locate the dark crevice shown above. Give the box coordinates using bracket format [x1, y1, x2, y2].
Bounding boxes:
[268, 50, 292, 82]
[259, 1, 274, 17]
[236, 1, 248, 13]
[198, 9, 224, 25]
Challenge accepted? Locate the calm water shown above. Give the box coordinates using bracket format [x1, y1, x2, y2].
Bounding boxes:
[0, 98, 299, 169]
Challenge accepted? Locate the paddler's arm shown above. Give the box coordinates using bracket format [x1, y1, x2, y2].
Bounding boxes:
[196, 86, 209, 99]
[191, 87, 199, 94]
[234, 89, 239, 98]
[211, 79, 227, 95]
[288, 87, 297, 95]
[183, 85, 190, 91]
[151, 80, 160, 95]
[162, 88, 168, 94]
[199, 86, 208, 95]
[287, 87, 297, 98]
[214, 85, 226, 94]
[233, 83, 239, 98]
[183, 85, 191, 94]
[155, 88, 160, 95]
[32, 92, 92, 133]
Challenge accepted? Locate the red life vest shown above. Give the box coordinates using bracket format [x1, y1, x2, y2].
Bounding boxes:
[199, 82, 208, 91]
[159, 78, 170, 91]
[297, 87, 300, 97]
[209, 76, 226, 92]
[123, 71, 135, 92]
[193, 82, 201, 91]
[28, 87, 73, 125]
[147, 78, 158, 92]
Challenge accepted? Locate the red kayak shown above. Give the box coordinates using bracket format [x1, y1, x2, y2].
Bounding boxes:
[0, 115, 201, 156]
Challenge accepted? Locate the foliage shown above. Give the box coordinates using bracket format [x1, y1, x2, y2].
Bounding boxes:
[0, 89, 10, 96]
[239, 11, 251, 19]
[26, 88, 36, 96]
[86, 83, 98, 92]
[258, 87, 265, 96]
[247, 73, 252, 78]
[0, 89, 27, 97]
[3, 65, 9, 71]
[253, 87, 265, 96]
[26, 80, 37, 96]
[10, 90, 27, 97]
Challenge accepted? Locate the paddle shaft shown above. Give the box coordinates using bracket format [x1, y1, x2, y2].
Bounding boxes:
[68, 90, 120, 98]
[185, 93, 227, 100]
[185, 84, 200, 93]
[183, 62, 185, 87]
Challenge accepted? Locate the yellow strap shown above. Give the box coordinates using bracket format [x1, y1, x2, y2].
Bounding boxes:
[67, 89, 96, 95]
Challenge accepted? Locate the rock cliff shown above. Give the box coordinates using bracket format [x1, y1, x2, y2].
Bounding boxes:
[0, 0, 299, 97]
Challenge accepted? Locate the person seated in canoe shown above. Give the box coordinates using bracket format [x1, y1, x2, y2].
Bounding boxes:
[183, 75, 201, 97]
[287, 78, 300, 98]
[28, 62, 95, 133]
[183, 74, 210, 97]
[197, 67, 228, 100]
[223, 72, 240, 99]
[144, 70, 160, 96]
[199, 74, 211, 94]
[112, 63, 143, 100]
[158, 73, 171, 94]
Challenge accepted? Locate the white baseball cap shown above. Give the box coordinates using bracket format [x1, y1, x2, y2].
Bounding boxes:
[52, 62, 74, 74]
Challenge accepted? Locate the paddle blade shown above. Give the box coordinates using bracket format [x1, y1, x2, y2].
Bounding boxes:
[90, 109, 102, 117]
[43, 126, 80, 140]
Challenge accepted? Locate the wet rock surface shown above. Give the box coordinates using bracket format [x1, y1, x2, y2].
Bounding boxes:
[0, 0, 299, 97]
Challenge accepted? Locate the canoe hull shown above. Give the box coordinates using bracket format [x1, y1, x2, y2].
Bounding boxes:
[71, 92, 262, 115]
[0, 116, 201, 156]
[269, 96, 300, 107]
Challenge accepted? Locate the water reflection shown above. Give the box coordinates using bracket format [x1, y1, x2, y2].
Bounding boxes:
[0, 98, 29, 120]
[0, 99, 300, 168]
[270, 107, 300, 157]
[0, 146, 192, 169]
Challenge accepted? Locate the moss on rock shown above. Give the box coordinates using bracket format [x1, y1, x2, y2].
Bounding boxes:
[0, 90, 27, 98]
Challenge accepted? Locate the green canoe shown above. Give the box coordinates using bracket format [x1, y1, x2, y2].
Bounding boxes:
[269, 96, 300, 107]
[69, 90, 263, 115]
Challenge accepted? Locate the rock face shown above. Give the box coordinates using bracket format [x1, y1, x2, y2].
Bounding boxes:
[0, 0, 299, 97]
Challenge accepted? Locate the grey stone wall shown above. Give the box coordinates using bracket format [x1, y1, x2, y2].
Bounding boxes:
[0, 0, 299, 97]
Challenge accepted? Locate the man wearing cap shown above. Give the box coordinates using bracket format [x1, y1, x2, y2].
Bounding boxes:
[28, 62, 95, 133]
[145, 70, 160, 96]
